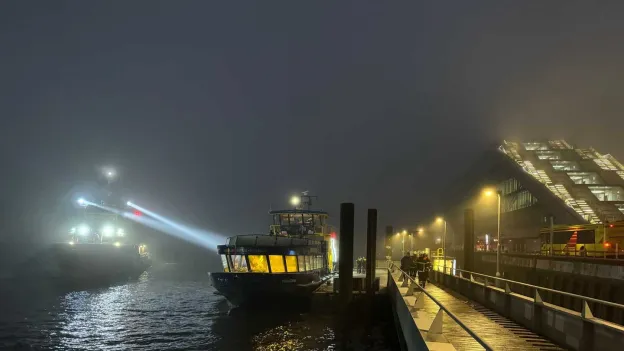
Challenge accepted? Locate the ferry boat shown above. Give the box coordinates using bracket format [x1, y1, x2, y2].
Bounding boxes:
[209, 193, 338, 306]
[15, 168, 151, 287]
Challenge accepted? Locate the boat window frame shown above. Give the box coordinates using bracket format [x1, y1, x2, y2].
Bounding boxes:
[228, 254, 249, 273]
[285, 255, 298, 272]
[220, 254, 230, 272]
[268, 254, 286, 273]
[247, 254, 270, 273]
[297, 255, 306, 272]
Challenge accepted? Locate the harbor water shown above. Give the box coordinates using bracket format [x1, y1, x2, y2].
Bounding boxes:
[0, 263, 398, 350]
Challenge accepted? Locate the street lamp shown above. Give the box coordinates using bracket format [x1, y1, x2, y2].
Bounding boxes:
[483, 188, 502, 277]
[436, 217, 447, 273]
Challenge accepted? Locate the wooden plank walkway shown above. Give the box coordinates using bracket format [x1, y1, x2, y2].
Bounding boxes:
[391, 271, 564, 351]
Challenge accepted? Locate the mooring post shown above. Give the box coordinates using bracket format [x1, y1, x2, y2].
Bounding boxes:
[366, 209, 377, 296]
[339, 203, 355, 307]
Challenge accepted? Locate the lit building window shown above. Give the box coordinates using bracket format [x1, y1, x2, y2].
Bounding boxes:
[298, 256, 306, 272]
[567, 172, 603, 185]
[269, 255, 285, 273]
[576, 148, 599, 159]
[593, 158, 619, 171]
[524, 142, 549, 150]
[229, 255, 248, 272]
[548, 140, 573, 150]
[588, 186, 624, 201]
[535, 150, 561, 160]
[305, 256, 312, 270]
[550, 161, 580, 171]
[248, 255, 269, 273]
[503, 189, 538, 212]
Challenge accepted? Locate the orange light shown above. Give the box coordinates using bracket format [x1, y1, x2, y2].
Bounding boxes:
[604, 243, 611, 248]
[609, 224, 614, 228]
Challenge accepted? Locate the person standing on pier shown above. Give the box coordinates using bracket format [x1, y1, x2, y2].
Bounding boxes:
[400, 252, 411, 274]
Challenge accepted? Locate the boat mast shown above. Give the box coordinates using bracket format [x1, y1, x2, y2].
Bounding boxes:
[299, 191, 318, 211]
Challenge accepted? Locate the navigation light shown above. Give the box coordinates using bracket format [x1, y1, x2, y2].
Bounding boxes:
[78, 225, 90, 236]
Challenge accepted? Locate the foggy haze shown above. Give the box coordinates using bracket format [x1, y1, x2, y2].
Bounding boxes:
[2, 2, 624, 270]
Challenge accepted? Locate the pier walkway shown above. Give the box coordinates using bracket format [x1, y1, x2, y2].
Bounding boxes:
[390, 269, 561, 350]
[383, 262, 624, 351]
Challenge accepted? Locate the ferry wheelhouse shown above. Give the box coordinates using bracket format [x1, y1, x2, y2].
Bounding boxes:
[210, 194, 337, 306]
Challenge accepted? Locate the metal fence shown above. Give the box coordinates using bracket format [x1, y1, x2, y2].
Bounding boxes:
[441, 266, 624, 326]
[389, 262, 494, 350]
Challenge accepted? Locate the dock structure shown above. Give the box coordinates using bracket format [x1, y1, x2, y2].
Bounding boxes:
[383, 261, 624, 351]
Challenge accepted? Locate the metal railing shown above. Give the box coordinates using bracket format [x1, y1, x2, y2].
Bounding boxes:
[388, 262, 494, 350]
[442, 267, 624, 325]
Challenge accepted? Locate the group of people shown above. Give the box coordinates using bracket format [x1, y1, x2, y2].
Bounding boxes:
[355, 257, 367, 273]
[400, 252, 432, 288]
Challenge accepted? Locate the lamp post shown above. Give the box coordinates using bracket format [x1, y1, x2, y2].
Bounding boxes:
[436, 217, 447, 274]
[484, 188, 502, 277]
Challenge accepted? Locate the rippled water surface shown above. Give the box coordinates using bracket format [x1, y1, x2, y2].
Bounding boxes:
[0, 264, 394, 350]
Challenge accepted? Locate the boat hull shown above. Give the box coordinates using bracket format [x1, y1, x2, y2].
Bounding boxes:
[209, 271, 328, 307]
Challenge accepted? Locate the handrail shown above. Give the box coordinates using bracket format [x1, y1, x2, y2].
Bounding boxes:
[389, 262, 494, 351]
[452, 268, 624, 312]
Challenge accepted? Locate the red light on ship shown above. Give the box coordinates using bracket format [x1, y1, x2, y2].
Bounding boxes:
[133, 210, 142, 216]
[330, 232, 337, 239]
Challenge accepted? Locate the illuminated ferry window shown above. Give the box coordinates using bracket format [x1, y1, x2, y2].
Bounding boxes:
[305, 256, 313, 271]
[229, 255, 248, 272]
[285, 255, 298, 272]
[297, 256, 306, 272]
[269, 255, 285, 273]
[317, 256, 323, 269]
[220, 255, 230, 272]
[248, 255, 269, 273]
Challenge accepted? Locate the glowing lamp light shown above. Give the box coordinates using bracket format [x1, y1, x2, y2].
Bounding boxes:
[133, 210, 142, 216]
[78, 225, 90, 236]
[102, 225, 114, 237]
[290, 195, 301, 207]
[127, 201, 133, 207]
[330, 232, 337, 239]
[604, 242, 611, 248]
[114, 242, 121, 247]
[69, 241, 75, 245]
[436, 217, 444, 223]
[77, 198, 87, 206]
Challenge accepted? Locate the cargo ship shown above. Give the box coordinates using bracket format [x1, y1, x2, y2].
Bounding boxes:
[209, 193, 338, 307]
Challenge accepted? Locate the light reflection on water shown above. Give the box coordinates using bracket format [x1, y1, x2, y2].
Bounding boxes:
[0, 265, 354, 351]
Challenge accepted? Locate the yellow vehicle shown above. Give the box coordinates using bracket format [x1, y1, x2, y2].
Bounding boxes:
[539, 221, 624, 257]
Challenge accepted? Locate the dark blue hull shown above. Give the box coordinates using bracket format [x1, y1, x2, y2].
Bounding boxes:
[209, 271, 329, 306]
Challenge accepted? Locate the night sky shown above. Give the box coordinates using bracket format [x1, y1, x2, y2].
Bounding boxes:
[2, 2, 624, 268]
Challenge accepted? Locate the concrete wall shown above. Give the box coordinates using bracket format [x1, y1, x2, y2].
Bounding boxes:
[431, 271, 624, 351]
[386, 269, 428, 351]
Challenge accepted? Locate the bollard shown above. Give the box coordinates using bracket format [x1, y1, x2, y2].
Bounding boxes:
[338, 203, 355, 308]
[366, 209, 377, 296]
